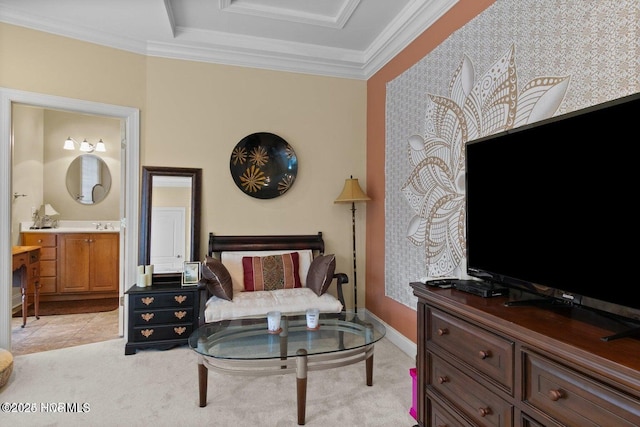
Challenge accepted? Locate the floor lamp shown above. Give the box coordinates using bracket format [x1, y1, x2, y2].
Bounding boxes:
[334, 176, 370, 314]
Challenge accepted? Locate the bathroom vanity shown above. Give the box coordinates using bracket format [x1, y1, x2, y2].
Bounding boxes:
[21, 221, 119, 301]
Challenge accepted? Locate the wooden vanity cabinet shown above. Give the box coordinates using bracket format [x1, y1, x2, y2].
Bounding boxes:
[21, 231, 119, 299]
[411, 282, 640, 427]
[59, 233, 119, 293]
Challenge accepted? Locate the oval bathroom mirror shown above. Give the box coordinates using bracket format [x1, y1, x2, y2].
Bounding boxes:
[65, 154, 112, 204]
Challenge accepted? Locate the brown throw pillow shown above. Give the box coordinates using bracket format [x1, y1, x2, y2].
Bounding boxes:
[306, 254, 336, 296]
[200, 256, 233, 301]
[242, 252, 301, 291]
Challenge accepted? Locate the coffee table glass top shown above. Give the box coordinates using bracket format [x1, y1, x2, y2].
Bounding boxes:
[189, 311, 385, 360]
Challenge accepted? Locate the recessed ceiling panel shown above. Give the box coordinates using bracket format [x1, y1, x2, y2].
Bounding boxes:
[220, 0, 359, 28]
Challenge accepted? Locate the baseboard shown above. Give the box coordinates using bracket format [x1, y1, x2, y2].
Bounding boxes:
[364, 309, 417, 362]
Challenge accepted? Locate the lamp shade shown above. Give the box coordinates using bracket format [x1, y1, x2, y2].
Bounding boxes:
[95, 139, 106, 152]
[79, 139, 92, 152]
[334, 177, 371, 203]
[64, 137, 75, 150]
[43, 204, 59, 216]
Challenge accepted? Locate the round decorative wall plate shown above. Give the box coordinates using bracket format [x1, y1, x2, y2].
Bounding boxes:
[230, 132, 298, 199]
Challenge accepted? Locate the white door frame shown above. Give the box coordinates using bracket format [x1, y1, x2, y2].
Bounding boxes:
[0, 87, 140, 349]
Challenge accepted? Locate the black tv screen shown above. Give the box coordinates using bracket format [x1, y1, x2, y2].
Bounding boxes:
[465, 92, 640, 324]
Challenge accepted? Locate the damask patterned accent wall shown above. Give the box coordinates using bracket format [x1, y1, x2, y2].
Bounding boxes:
[385, 0, 639, 309]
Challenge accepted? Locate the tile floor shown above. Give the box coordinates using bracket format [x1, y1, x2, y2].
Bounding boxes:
[10, 309, 120, 356]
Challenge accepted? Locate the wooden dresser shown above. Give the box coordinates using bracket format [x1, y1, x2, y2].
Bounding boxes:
[411, 283, 640, 426]
[124, 282, 199, 355]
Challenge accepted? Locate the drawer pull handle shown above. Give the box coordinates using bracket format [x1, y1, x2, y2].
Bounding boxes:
[478, 407, 492, 417]
[437, 328, 449, 336]
[141, 296, 154, 306]
[141, 329, 154, 338]
[548, 389, 564, 401]
[478, 350, 491, 359]
[175, 295, 187, 304]
[141, 313, 154, 322]
[437, 376, 449, 384]
[174, 311, 187, 319]
[174, 326, 187, 335]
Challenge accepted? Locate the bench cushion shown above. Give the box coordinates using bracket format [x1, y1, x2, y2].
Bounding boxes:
[204, 287, 343, 323]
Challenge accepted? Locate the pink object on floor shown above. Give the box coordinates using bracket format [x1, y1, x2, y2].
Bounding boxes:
[410, 367, 417, 420]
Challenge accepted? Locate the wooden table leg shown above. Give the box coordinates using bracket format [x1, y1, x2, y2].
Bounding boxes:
[366, 347, 374, 386]
[296, 349, 308, 425]
[280, 320, 288, 369]
[34, 280, 40, 320]
[198, 357, 208, 407]
[21, 284, 27, 328]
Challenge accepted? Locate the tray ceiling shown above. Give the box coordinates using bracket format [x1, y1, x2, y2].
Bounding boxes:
[0, 0, 458, 79]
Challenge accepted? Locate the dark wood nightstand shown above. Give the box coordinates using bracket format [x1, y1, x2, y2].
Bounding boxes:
[124, 282, 199, 355]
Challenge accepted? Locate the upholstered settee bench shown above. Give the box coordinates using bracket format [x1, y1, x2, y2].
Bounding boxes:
[197, 233, 348, 326]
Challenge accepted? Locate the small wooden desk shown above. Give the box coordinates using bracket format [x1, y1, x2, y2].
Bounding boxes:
[12, 246, 41, 327]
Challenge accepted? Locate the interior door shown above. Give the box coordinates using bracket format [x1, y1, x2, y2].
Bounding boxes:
[150, 207, 186, 273]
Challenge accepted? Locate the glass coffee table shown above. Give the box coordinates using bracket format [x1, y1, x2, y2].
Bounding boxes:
[189, 311, 386, 425]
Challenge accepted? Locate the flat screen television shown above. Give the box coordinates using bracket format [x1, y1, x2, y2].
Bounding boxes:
[464, 92, 640, 337]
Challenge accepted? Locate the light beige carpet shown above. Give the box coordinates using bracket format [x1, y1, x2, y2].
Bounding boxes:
[0, 337, 417, 426]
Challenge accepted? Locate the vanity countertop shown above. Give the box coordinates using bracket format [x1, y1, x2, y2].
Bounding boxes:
[20, 220, 120, 233]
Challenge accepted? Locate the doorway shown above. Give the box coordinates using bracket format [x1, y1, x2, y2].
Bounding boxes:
[0, 88, 140, 350]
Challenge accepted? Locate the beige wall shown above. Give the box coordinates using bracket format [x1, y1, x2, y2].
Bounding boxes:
[143, 57, 368, 281]
[1, 22, 367, 309]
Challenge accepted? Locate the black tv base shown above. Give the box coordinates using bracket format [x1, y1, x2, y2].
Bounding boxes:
[601, 327, 640, 342]
[504, 297, 568, 307]
[504, 291, 640, 342]
[595, 309, 640, 341]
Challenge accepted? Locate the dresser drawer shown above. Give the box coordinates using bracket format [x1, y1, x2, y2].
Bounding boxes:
[39, 277, 57, 294]
[130, 323, 193, 342]
[523, 349, 640, 426]
[132, 292, 195, 309]
[40, 247, 56, 260]
[12, 254, 27, 270]
[430, 398, 474, 427]
[429, 307, 514, 393]
[430, 353, 513, 427]
[39, 260, 56, 277]
[132, 307, 194, 326]
[23, 233, 56, 247]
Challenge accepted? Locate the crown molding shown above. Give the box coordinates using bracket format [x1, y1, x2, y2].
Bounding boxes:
[0, 0, 458, 80]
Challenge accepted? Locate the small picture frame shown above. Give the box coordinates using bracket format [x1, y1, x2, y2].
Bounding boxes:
[182, 261, 200, 286]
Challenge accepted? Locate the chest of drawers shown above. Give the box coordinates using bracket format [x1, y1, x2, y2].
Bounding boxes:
[125, 283, 198, 355]
[411, 283, 640, 426]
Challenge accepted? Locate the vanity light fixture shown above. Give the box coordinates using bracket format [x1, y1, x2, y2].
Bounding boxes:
[64, 137, 106, 153]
